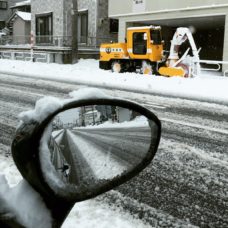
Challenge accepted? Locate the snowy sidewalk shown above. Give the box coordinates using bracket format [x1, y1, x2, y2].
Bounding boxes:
[0, 59, 228, 105]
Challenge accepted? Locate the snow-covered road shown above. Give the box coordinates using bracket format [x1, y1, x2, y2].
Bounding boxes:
[1, 59, 228, 105]
[0, 59, 228, 227]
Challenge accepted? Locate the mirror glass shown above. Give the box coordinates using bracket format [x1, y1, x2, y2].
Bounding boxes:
[40, 105, 158, 193]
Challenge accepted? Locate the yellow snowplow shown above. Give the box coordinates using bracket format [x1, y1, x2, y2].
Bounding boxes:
[99, 26, 200, 77]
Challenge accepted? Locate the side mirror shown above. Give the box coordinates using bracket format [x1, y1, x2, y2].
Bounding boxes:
[11, 94, 161, 226]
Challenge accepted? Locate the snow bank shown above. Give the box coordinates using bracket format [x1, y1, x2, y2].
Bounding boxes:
[0, 146, 51, 228]
[0, 176, 52, 228]
[0, 154, 151, 228]
[1, 59, 228, 105]
[19, 96, 63, 124]
[63, 199, 151, 228]
[68, 87, 111, 101]
[79, 116, 149, 129]
[18, 87, 111, 125]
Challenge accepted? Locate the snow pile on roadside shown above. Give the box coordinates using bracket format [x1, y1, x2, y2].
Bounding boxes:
[19, 96, 63, 124]
[0, 153, 151, 228]
[63, 199, 151, 228]
[0, 153, 22, 187]
[0, 176, 52, 228]
[19, 88, 112, 127]
[68, 88, 111, 101]
[0, 153, 52, 228]
[18, 88, 111, 125]
[1, 59, 228, 104]
[80, 116, 149, 129]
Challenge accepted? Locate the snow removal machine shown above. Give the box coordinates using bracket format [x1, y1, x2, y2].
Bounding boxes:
[99, 26, 201, 77]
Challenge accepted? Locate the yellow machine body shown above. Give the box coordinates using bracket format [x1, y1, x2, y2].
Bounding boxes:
[100, 43, 129, 62]
[99, 25, 187, 77]
[100, 27, 163, 63]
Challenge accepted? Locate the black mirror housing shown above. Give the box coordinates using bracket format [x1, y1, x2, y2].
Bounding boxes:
[11, 95, 161, 227]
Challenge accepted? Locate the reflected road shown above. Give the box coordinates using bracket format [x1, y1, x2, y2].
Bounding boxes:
[52, 126, 152, 183]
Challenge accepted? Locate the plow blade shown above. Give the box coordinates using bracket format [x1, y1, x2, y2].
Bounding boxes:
[158, 66, 185, 77]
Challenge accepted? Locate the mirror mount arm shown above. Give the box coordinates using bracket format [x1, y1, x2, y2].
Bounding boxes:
[44, 198, 75, 227]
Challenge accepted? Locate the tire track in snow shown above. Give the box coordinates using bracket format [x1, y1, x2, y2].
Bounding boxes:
[0, 73, 228, 227]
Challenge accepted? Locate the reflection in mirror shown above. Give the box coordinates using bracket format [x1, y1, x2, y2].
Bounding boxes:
[42, 105, 157, 191]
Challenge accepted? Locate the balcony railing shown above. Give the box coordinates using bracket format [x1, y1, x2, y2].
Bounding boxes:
[0, 35, 117, 48]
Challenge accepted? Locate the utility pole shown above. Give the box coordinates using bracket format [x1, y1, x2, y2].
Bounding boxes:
[71, 0, 78, 64]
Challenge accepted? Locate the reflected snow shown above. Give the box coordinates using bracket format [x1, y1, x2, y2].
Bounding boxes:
[46, 105, 153, 187]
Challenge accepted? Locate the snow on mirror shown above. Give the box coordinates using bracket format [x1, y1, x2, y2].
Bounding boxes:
[40, 105, 154, 192]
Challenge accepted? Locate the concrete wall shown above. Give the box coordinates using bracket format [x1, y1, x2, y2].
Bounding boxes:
[77, 0, 117, 45]
[109, 0, 228, 16]
[13, 17, 24, 37]
[115, 6, 228, 41]
[12, 17, 31, 44]
[31, 0, 64, 37]
[223, 16, 228, 66]
[109, 0, 228, 70]
[31, 0, 116, 47]
[24, 21, 31, 37]
[117, 107, 131, 123]
[63, 0, 72, 38]
[97, 0, 117, 44]
[78, 0, 97, 41]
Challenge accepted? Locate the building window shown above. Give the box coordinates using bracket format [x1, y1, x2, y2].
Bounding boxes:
[36, 13, 53, 44]
[110, 19, 118, 33]
[0, 1, 7, 9]
[0, 21, 5, 30]
[78, 11, 88, 44]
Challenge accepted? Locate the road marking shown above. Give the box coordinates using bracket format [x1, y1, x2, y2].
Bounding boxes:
[161, 117, 228, 135]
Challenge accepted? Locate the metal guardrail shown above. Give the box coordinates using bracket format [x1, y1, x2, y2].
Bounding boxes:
[193, 59, 228, 77]
[0, 34, 116, 63]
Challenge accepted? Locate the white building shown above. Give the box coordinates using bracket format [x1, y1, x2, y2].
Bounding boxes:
[109, 0, 228, 67]
[8, 11, 31, 44]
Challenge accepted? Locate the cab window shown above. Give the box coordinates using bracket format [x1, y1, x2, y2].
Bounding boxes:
[133, 32, 147, 55]
[150, 30, 162, 45]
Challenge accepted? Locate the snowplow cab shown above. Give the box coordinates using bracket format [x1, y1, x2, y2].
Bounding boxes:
[126, 26, 163, 62]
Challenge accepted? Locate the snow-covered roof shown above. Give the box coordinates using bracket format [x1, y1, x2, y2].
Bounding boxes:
[10, 0, 31, 8]
[78, 8, 88, 13]
[16, 11, 31, 21]
[7, 11, 31, 24]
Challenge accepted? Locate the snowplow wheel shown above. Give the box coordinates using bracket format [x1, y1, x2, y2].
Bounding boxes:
[141, 61, 153, 75]
[111, 61, 122, 73]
